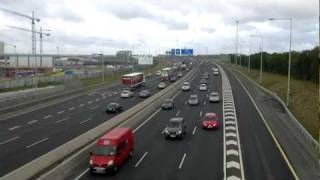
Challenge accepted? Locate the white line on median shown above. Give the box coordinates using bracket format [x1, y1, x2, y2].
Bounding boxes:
[8, 125, 21, 131]
[26, 137, 48, 148]
[133, 109, 161, 133]
[74, 169, 89, 180]
[43, 115, 52, 119]
[134, 152, 148, 167]
[192, 126, 197, 135]
[199, 111, 202, 117]
[80, 118, 93, 125]
[178, 153, 187, 169]
[0, 136, 20, 146]
[176, 110, 180, 116]
[27, 120, 38, 124]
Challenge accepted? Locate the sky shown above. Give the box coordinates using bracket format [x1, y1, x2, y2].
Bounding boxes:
[0, 0, 318, 55]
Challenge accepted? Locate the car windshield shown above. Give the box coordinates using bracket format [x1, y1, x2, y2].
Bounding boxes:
[168, 121, 181, 127]
[205, 115, 217, 121]
[93, 145, 116, 156]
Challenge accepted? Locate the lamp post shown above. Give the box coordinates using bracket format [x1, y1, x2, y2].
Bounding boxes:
[235, 21, 239, 65]
[268, 17, 292, 106]
[250, 34, 264, 84]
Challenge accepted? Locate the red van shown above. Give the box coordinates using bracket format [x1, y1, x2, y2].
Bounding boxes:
[89, 128, 134, 174]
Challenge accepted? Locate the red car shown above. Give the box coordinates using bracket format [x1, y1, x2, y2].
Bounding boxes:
[89, 128, 134, 174]
[202, 113, 219, 129]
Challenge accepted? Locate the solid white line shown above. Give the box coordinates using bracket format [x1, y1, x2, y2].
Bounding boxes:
[176, 110, 180, 116]
[192, 126, 197, 135]
[26, 137, 48, 148]
[87, 101, 92, 104]
[8, 125, 21, 131]
[133, 109, 161, 133]
[90, 105, 100, 110]
[0, 136, 20, 145]
[27, 120, 38, 125]
[69, 107, 75, 111]
[178, 153, 187, 169]
[80, 118, 93, 125]
[74, 168, 89, 180]
[232, 70, 299, 180]
[43, 115, 52, 119]
[57, 111, 65, 114]
[56, 117, 70, 123]
[79, 104, 85, 107]
[199, 111, 202, 117]
[134, 152, 148, 167]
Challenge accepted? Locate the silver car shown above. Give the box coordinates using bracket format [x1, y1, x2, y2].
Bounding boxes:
[120, 90, 133, 98]
[199, 84, 208, 91]
[158, 82, 167, 89]
[188, 94, 199, 105]
[209, 92, 220, 102]
[181, 82, 191, 91]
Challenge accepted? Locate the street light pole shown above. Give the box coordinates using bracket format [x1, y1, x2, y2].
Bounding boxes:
[250, 34, 264, 84]
[269, 18, 292, 106]
[235, 21, 239, 65]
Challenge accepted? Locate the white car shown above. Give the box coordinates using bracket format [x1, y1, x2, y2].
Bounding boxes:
[181, 82, 191, 91]
[209, 92, 220, 102]
[156, 71, 161, 76]
[120, 90, 133, 98]
[199, 84, 207, 91]
[213, 71, 219, 76]
[158, 82, 167, 89]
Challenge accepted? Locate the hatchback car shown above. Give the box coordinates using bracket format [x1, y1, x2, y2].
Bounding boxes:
[120, 90, 133, 98]
[158, 82, 167, 89]
[105, 103, 122, 113]
[200, 79, 208, 84]
[202, 113, 219, 129]
[199, 84, 208, 91]
[164, 117, 186, 139]
[162, 99, 174, 110]
[139, 90, 151, 98]
[188, 94, 199, 105]
[177, 72, 183, 77]
[170, 76, 177, 82]
[209, 92, 220, 102]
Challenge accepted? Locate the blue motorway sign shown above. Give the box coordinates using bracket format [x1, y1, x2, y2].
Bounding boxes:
[175, 49, 181, 55]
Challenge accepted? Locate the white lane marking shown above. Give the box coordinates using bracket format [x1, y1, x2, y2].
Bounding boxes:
[79, 104, 85, 107]
[102, 96, 106, 99]
[56, 117, 70, 123]
[8, 125, 21, 131]
[26, 137, 49, 148]
[95, 98, 100, 102]
[226, 140, 238, 146]
[74, 169, 89, 180]
[69, 107, 75, 111]
[133, 109, 161, 133]
[227, 161, 240, 169]
[90, 105, 100, 110]
[204, 101, 206, 105]
[57, 111, 65, 115]
[43, 115, 52, 119]
[134, 152, 148, 167]
[80, 118, 93, 125]
[178, 153, 187, 169]
[226, 149, 239, 156]
[227, 176, 241, 180]
[0, 136, 20, 145]
[192, 126, 197, 135]
[199, 111, 202, 117]
[175, 110, 180, 116]
[27, 120, 38, 125]
[87, 101, 92, 104]
[225, 126, 236, 131]
[225, 121, 236, 125]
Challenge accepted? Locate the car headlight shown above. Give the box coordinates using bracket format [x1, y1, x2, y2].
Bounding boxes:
[165, 129, 169, 133]
[89, 159, 93, 165]
[177, 130, 182, 134]
[108, 160, 114, 166]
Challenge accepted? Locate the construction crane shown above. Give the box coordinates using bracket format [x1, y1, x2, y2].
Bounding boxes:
[0, 7, 40, 87]
[8, 25, 50, 68]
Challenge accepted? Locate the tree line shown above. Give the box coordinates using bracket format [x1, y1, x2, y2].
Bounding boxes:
[230, 46, 319, 84]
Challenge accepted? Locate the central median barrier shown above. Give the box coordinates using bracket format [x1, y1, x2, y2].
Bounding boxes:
[0, 64, 199, 180]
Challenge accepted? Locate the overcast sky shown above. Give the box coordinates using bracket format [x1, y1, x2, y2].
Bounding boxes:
[0, 0, 318, 55]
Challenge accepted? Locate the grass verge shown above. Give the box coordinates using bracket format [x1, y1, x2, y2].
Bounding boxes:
[230, 64, 318, 139]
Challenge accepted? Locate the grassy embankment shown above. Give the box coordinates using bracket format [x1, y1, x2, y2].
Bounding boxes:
[231, 64, 318, 139]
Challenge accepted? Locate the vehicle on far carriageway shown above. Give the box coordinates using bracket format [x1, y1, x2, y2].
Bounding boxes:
[105, 103, 123, 113]
[121, 72, 145, 89]
[120, 90, 134, 98]
[158, 82, 167, 89]
[139, 89, 151, 98]
[89, 128, 133, 174]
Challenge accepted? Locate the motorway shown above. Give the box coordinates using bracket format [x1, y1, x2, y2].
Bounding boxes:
[74, 62, 295, 180]
[0, 71, 183, 177]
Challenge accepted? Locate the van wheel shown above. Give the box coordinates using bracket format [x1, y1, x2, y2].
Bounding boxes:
[113, 166, 118, 173]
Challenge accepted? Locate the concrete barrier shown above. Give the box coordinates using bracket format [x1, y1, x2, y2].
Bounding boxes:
[0, 64, 199, 180]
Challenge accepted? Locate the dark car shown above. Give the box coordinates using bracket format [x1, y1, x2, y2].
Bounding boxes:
[105, 103, 122, 113]
[139, 90, 151, 98]
[169, 76, 177, 82]
[164, 118, 186, 139]
[162, 99, 174, 110]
